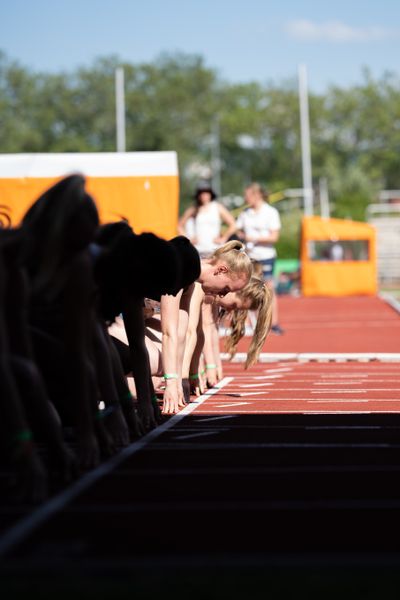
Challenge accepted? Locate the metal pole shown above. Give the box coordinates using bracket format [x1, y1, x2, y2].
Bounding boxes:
[211, 116, 221, 196]
[115, 67, 126, 152]
[298, 64, 313, 216]
[319, 177, 330, 218]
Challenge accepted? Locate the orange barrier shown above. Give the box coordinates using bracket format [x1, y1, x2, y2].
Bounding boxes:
[300, 216, 377, 296]
[0, 152, 179, 239]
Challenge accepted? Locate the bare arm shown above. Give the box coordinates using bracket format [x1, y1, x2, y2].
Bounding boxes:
[188, 311, 206, 396]
[182, 283, 203, 378]
[201, 301, 220, 387]
[160, 290, 183, 414]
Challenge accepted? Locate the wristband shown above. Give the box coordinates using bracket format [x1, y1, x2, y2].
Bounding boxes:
[189, 373, 200, 380]
[205, 364, 217, 370]
[163, 373, 178, 380]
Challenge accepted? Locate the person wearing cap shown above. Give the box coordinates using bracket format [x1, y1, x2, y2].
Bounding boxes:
[178, 181, 237, 257]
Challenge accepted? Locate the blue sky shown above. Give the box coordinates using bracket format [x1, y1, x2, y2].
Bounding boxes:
[1, 0, 400, 92]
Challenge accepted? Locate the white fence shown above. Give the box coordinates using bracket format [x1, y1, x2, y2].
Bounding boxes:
[367, 204, 400, 284]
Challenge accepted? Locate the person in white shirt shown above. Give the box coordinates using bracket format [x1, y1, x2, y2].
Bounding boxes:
[178, 181, 237, 257]
[236, 182, 284, 335]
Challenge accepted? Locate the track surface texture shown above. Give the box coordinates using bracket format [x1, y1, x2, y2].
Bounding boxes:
[1, 296, 400, 597]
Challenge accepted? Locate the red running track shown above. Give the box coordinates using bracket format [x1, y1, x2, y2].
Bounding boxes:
[193, 361, 400, 415]
[231, 295, 400, 354]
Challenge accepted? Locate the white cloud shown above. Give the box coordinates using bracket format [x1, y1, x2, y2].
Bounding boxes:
[285, 19, 394, 43]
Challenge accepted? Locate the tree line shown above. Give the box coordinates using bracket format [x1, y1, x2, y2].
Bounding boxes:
[1, 50, 400, 257]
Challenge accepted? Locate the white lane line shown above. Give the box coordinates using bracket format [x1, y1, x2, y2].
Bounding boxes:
[312, 388, 400, 393]
[191, 406, 400, 415]
[199, 409, 400, 415]
[220, 391, 268, 397]
[215, 397, 400, 402]
[238, 383, 274, 388]
[253, 375, 283, 380]
[235, 392, 267, 397]
[313, 381, 365, 385]
[308, 400, 370, 404]
[303, 411, 400, 414]
[264, 367, 293, 373]
[172, 431, 222, 440]
[303, 411, 375, 415]
[0, 377, 233, 558]
[232, 378, 400, 383]
[320, 375, 371, 378]
[225, 368, 399, 374]
[213, 402, 250, 408]
[333, 379, 400, 383]
[311, 390, 367, 394]
[232, 387, 400, 393]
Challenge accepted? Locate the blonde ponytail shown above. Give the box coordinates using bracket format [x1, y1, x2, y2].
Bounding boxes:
[224, 277, 273, 368]
[210, 240, 252, 281]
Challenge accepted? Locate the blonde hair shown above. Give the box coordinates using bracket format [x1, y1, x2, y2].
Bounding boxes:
[224, 277, 273, 369]
[245, 182, 269, 201]
[251, 259, 264, 279]
[210, 240, 252, 283]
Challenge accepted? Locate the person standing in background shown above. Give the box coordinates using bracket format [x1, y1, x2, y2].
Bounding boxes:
[236, 182, 284, 335]
[178, 181, 237, 257]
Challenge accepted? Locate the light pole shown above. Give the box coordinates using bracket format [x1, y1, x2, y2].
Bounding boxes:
[298, 64, 313, 216]
[211, 116, 221, 196]
[115, 67, 126, 152]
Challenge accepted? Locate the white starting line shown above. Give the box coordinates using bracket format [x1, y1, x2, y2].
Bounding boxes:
[221, 353, 400, 363]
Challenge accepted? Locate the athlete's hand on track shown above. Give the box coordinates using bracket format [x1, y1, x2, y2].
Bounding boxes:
[162, 380, 180, 415]
[190, 373, 206, 397]
[206, 367, 218, 388]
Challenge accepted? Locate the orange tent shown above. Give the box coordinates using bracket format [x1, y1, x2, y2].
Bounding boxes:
[0, 152, 179, 239]
[301, 216, 377, 296]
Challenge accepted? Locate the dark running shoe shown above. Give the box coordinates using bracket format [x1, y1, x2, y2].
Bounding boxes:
[271, 324, 285, 335]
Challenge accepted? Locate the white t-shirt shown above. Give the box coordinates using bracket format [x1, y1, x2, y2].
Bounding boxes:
[236, 202, 281, 261]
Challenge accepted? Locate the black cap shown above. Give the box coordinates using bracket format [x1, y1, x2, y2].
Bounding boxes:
[194, 180, 217, 200]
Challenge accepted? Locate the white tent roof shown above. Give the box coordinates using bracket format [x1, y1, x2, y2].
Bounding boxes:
[0, 152, 178, 178]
